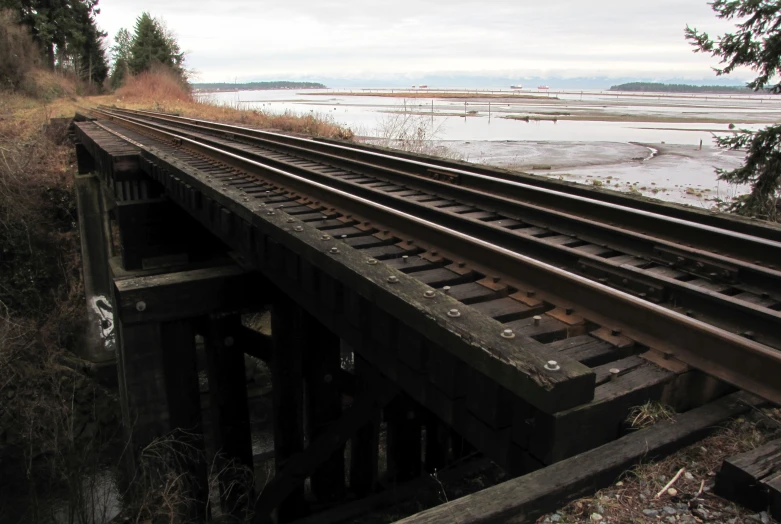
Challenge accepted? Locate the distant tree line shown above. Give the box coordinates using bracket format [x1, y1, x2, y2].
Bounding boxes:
[609, 82, 752, 94]
[109, 12, 186, 89]
[0, 0, 108, 86]
[193, 81, 326, 91]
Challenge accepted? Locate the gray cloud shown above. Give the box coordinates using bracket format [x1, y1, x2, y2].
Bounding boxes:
[96, 0, 749, 83]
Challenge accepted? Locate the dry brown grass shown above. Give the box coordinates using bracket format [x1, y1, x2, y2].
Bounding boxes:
[93, 69, 354, 139]
[115, 67, 192, 103]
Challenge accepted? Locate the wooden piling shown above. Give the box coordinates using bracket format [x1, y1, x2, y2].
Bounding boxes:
[203, 314, 254, 515]
[304, 315, 347, 502]
[271, 295, 308, 521]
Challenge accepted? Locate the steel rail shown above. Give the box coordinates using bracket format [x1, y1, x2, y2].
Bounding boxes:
[94, 108, 781, 350]
[97, 109, 781, 300]
[93, 111, 781, 405]
[103, 106, 781, 264]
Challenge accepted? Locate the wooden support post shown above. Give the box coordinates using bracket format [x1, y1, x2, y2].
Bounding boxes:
[74, 173, 113, 363]
[114, 316, 208, 519]
[350, 355, 381, 497]
[425, 415, 450, 474]
[304, 317, 346, 503]
[160, 319, 209, 521]
[386, 395, 423, 483]
[271, 295, 308, 522]
[253, 366, 398, 523]
[203, 314, 254, 516]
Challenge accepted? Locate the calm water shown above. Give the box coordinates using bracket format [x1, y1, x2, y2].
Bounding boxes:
[200, 88, 775, 146]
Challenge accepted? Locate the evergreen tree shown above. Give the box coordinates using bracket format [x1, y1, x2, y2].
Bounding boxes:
[109, 27, 130, 88]
[687, 0, 781, 220]
[0, 0, 108, 83]
[127, 12, 184, 77]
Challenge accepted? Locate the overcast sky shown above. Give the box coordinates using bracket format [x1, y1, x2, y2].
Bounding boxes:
[96, 0, 748, 84]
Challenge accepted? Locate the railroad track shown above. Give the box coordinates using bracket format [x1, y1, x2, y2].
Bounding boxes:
[87, 106, 781, 404]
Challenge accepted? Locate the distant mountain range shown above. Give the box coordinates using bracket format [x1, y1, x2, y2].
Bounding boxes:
[198, 74, 752, 90]
[609, 82, 753, 94]
[193, 81, 326, 91]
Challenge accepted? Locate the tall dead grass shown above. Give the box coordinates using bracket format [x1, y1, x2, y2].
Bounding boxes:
[115, 67, 192, 103]
[102, 69, 353, 139]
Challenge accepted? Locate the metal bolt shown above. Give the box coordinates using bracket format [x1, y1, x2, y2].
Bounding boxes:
[447, 308, 461, 318]
[442, 286, 451, 294]
[329, 247, 340, 254]
[387, 275, 399, 283]
[320, 234, 331, 240]
[224, 336, 234, 347]
[322, 215, 328, 221]
[135, 301, 147, 312]
[533, 315, 541, 326]
[287, 218, 295, 223]
[402, 255, 409, 263]
[267, 210, 274, 215]
[501, 328, 515, 339]
[294, 225, 304, 232]
[323, 374, 333, 384]
[423, 290, 436, 298]
[341, 235, 347, 239]
[367, 259, 378, 265]
[544, 360, 560, 371]
[609, 368, 621, 380]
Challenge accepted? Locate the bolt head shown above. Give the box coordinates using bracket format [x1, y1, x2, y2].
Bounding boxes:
[287, 218, 295, 223]
[329, 247, 340, 254]
[135, 301, 147, 312]
[423, 290, 436, 298]
[442, 286, 451, 294]
[294, 225, 304, 232]
[501, 328, 515, 339]
[387, 275, 399, 283]
[447, 308, 461, 318]
[320, 234, 331, 241]
[544, 360, 561, 371]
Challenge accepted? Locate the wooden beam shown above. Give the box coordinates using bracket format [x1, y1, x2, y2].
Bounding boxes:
[253, 367, 399, 523]
[115, 264, 262, 324]
[394, 391, 762, 524]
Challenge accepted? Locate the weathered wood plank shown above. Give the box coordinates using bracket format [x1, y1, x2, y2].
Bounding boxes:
[715, 437, 781, 514]
[394, 392, 761, 524]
